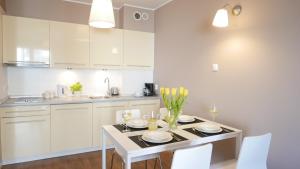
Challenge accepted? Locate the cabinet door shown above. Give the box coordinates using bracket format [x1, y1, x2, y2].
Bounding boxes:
[3, 15, 50, 65]
[1, 115, 50, 161]
[123, 30, 154, 67]
[90, 28, 123, 68]
[93, 102, 127, 147]
[51, 103, 92, 152]
[50, 21, 89, 68]
[129, 99, 160, 115]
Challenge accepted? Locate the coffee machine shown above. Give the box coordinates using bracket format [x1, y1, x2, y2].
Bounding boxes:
[143, 83, 156, 96]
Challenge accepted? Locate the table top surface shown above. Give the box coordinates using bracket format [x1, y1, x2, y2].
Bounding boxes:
[103, 116, 242, 158]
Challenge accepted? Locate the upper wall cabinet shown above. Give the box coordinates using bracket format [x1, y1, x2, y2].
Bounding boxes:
[90, 28, 123, 68]
[3, 15, 50, 66]
[123, 30, 154, 68]
[50, 21, 89, 69]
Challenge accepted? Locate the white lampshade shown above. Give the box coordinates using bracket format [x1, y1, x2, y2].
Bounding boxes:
[89, 0, 115, 28]
[212, 8, 229, 27]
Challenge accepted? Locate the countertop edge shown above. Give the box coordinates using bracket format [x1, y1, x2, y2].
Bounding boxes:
[0, 96, 161, 108]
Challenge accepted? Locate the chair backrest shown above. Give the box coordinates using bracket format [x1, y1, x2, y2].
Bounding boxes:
[159, 108, 168, 119]
[171, 144, 213, 169]
[115, 109, 141, 124]
[237, 133, 272, 169]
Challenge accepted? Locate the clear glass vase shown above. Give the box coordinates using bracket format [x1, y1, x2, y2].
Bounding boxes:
[168, 110, 182, 130]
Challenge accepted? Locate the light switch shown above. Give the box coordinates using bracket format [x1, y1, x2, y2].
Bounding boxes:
[212, 64, 219, 72]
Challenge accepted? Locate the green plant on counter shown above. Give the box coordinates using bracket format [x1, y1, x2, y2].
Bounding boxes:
[70, 82, 82, 93]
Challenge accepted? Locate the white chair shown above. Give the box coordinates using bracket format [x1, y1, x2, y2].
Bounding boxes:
[211, 133, 272, 169]
[111, 109, 163, 169]
[171, 144, 213, 169]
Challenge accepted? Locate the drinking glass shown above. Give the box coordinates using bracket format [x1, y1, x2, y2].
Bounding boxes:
[209, 104, 219, 121]
[144, 111, 159, 131]
[122, 111, 132, 132]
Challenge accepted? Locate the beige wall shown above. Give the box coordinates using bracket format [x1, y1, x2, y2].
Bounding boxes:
[155, 0, 300, 168]
[120, 6, 155, 32]
[5, 0, 121, 27]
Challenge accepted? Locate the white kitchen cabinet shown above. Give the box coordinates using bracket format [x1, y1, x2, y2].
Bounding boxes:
[92, 101, 127, 147]
[3, 15, 50, 66]
[90, 28, 123, 68]
[129, 99, 160, 115]
[51, 103, 92, 152]
[50, 21, 90, 68]
[0, 106, 50, 161]
[123, 30, 154, 68]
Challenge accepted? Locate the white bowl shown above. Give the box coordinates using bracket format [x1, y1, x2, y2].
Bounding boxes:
[195, 123, 222, 133]
[126, 119, 148, 128]
[142, 131, 173, 143]
[178, 115, 195, 123]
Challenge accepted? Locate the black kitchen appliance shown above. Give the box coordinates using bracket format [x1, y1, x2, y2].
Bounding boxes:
[143, 83, 156, 96]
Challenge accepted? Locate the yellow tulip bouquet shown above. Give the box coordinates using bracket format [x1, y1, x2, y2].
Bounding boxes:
[160, 87, 189, 129]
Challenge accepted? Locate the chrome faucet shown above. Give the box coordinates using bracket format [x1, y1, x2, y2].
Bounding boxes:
[104, 77, 111, 97]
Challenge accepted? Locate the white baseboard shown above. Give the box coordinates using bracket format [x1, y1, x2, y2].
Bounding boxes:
[1, 146, 114, 166]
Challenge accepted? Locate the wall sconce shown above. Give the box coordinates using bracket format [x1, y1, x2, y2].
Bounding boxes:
[212, 4, 242, 27]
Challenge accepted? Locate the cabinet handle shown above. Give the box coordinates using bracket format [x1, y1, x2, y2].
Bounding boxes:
[5, 119, 47, 124]
[6, 109, 48, 114]
[54, 107, 88, 111]
[95, 105, 124, 109]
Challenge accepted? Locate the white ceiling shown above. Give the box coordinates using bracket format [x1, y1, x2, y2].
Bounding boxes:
[64, 0, 173, 10]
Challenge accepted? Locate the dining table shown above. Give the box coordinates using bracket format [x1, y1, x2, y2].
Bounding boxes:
[101, 116, 242, 169]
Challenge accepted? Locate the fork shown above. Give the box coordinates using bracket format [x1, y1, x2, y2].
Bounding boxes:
[168, 132, 181, 141]
[192, 127, 209, 137]
[138, 136, 150, 147]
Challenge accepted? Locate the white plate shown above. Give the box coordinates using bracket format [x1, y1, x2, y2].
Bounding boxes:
[126, 119, 148, 129]
[178, 115, 195, 123]
[142, 131, 173, 143]
[195, 123, 223, 134]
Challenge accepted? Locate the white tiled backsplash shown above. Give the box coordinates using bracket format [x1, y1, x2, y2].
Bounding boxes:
[7, 67, 153, 96]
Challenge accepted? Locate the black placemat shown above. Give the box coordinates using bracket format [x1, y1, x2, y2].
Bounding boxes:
[129, 132, 188, 148]
[163, 118, 205, 125]
[113, 124, 162, 133]
[177, 118, 204, 125]
[183, 127, 234, 137]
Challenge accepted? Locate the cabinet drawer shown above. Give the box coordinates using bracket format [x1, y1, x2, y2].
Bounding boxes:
[129, 99, 160, 106]
[0, 106, 50, 118]
[93, 101, 128, 109]
[51, 103, 91, 111]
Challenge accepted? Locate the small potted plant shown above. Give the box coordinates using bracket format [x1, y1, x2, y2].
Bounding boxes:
[70, 82, 83, 97]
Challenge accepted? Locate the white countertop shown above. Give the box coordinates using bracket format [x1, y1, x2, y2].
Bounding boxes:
[0, 96, 160, 107]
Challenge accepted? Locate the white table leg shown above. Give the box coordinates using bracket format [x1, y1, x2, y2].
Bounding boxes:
[124, 156, 131, 169]
[102, 128, 106, 169]
[235, 132, 243, 159]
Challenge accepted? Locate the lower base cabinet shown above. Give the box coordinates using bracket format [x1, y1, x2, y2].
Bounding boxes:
[51, 103, 93, 152]
[0, 106, 50, 162]
[0, 99, 160, 163]
[93, 101, 127, 147]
